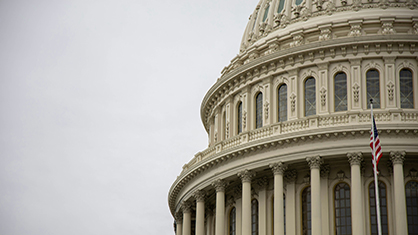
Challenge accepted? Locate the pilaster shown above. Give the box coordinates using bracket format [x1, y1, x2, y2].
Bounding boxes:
[306, 156, 323, 235]
[238, 169, 256, 235]
[348, 152, 365, 235]
[270, 162, 287, 235]
[390, 151, 408, 235]
[212, 179, 227, 235]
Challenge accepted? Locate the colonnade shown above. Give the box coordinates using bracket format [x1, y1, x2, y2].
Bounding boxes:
[175, 151, 408, 235]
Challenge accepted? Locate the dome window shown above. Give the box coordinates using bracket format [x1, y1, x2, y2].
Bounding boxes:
[277, 0, 285, 13]
[255, 92, 263, 128]
[263, 5, 270, 22]
[295, 0, 304, 6]
[304, 77, 316, 116]
[334, 72, 348, 112]
[366, 70, 380, 109]
[400, 69, 414, 109]
[278, 84, 288, 122]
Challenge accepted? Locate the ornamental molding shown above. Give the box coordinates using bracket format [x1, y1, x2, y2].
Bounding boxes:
[320, 164, 330, 178]
[352, 83, 360, 103]
[387, 81, 395, 101]
[320, 87, 327, 107]
[284, 169, 298, 182]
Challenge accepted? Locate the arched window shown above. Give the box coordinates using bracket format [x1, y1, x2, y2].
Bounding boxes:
[230, 207, 236, 235]
[334, 73, 347, 112]
[263, 5, 270, 22]
[277, 0, 285, 13]
[369, 181, 388, 235]
[278, 84, 288, 122]
[400, 69, 414, 109]
[305, 77, 316, 116]
[252, 199, 259, 235]
[335, 183, 351, 235]
[406, 181, 418, 234]
[366, 70, 380, 109]
[295, 0, 304, 6]
[256, 92, 263, 128]
[302, 187, 311, 235]
[237, 102, 243, 134]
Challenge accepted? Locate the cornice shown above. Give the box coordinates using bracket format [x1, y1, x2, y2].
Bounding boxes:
[168, 121, 418, 216]
[201, 35, 418, 131]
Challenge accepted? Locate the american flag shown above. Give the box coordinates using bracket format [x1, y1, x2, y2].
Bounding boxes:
[370, 116, 382, 170]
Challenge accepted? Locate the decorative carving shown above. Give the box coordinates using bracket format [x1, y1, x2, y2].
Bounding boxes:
[292, 4, 305, 18]
[410, 168, 417, 180]
[413, 21, 418, 34]
[284, 169, 298, 182]
[390, 151, 406, 165]
[340, 0, 347, 5]
[211, 179, 227, 192]
[226, 196, 235, 207]
[214, 132, 218, 142]
[319, 27, 332, 41]
[274, 13, 287, 28]
[387, 82, 395, 101]
[226, 121, 230, 139]
[303, 174, 311, 185]
[193, 190, 206, 202]
[348, 152, 364, 165]
[290, 93, 297, 111]
[364, 44, 370, 54]
[382, 21, 395, 35]
[290, 34, 304, 47]
[243, 111, 247, 129]
[238, 169, 256, 183]
[257, 177, 269, 189]
[265, 100, 270, 120]
[337, 170, 345, 180]
[270, 161, 288, 175]
[320, 87, 327, 106]
[306, 156, 323, 169]
[267, 42, 279, 55]
[321, 164, 330, 178]
[181, 201, 192, 213]
[348, 23, 362, 37]
[175, 212, 183, 223]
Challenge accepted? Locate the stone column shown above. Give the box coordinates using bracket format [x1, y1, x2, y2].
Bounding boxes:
[182, 202, 192, 235]
[212, 179, 227, 235]
[257, 178, 269, 235]
[348, 152, 365, 235]
[238, 169, 256, 235]
[284, 169, 297, 235]
[270, 162, 287, 235]
[175, 212, 183, 235]
[306, 156, 323, 235]
[390, 151, 408, 235]
[194, 190, 206, 235]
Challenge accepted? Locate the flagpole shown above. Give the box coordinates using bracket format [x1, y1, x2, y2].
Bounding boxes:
[371, 99, 382, 235]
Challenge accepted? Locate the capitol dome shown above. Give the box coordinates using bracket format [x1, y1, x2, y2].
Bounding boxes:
[169, 0, 418, 235]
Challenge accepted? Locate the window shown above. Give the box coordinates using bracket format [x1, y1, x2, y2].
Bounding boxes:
[223, 111, 226, 140]
[256, 92, 263, 128]
[230, 207, 236, 235]
[335, 183, 351, 235]
[334, 73, 347, 112]
[238, 102, 243, 134]
[278, 84, 288, 122]
[406, 181, 418, 235]
[366, 70, 380, 109]
[400, 69, 414, 109]
[369, 181, 388, 235]
[302, 187, 311, 235]
[277, 0, 285, 13]
[295, 0, 304, 5]
[305, 77, 316, 116]
[252, 199, 259, 235]
[263, 5, 270, 22]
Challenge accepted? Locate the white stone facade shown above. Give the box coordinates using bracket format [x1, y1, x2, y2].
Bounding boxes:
[168, 1, 418, 235]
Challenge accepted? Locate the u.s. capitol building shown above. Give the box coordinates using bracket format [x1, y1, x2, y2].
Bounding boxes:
[168, 0, 418, 234]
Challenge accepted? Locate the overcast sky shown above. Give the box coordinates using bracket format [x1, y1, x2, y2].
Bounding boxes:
[0, 0, 256, 234]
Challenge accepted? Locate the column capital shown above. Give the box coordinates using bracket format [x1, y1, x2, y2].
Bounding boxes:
[269, 161, 287, 175]
[211, 179, 227, 192]
[306, 155, 323, 169]
[181, 201, 192, 213]
[238, 169, 256, 183]
[193, 190, 206, 202]
[175, 212, 183, 223]
[390, 151, 406, 165]
[284, 169, 298, 183]
[347, 152, 363, 166]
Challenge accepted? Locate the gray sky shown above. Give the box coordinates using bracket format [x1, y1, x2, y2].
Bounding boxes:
[0, 0, 255, 234]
